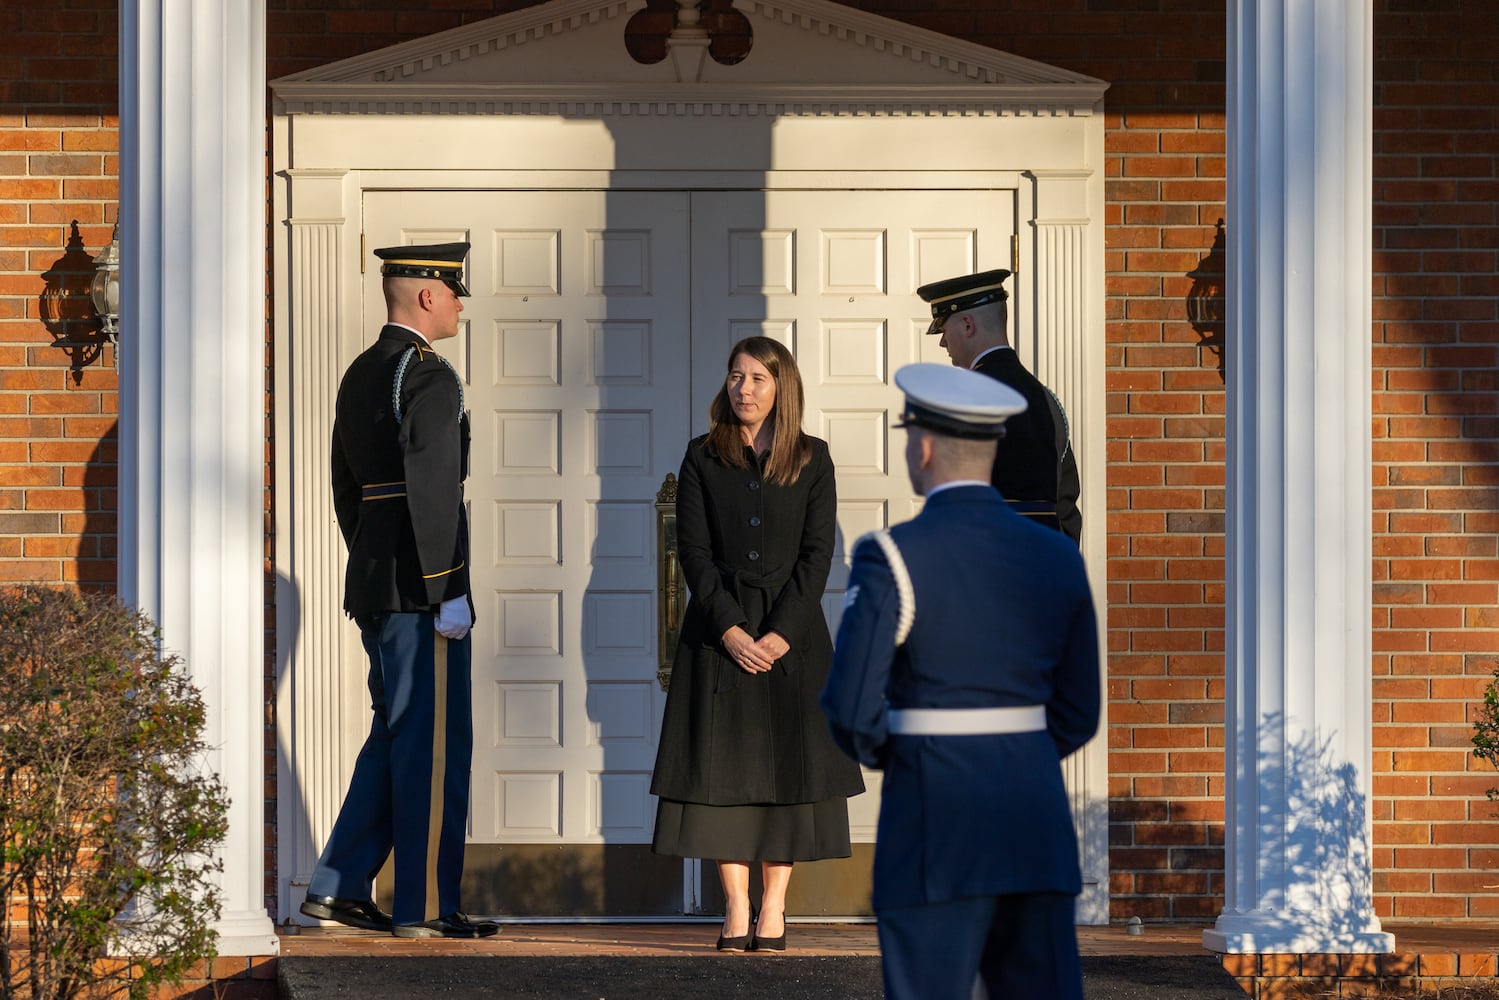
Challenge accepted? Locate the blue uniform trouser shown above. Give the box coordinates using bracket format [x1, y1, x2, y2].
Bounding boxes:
[876, 892, 1083, 1000]
[307, 612, 473, 925]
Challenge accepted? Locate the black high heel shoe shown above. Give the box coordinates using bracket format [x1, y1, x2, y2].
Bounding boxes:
[750, 912, 786, 952]
[717, 907, 753, 952]
[716, 930, 752, 952]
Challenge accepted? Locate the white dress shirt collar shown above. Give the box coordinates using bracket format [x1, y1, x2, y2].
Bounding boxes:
[970, 345, 1013, 370]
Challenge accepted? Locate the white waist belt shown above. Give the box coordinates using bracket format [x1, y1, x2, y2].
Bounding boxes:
[886, 705, 1046, 736]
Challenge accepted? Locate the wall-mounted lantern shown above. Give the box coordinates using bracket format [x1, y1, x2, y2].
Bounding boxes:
[90, 223, 121, 340]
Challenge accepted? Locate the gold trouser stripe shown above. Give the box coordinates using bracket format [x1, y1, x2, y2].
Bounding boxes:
[426, 634, 449, 921]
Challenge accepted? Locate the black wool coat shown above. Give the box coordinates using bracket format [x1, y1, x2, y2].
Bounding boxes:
[331, 325, 473, 619]
[975, 348, 1084, 543]
[651, 435, 865, 806]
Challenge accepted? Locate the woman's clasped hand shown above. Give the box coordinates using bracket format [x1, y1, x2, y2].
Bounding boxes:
[721, 625, 789, 674]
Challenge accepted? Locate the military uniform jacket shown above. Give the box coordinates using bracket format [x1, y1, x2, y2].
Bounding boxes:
[975, 348, 1083, 542]
[331, 325, 472, 619]
[821, 485, 1099, 909]
[651, 435, 865, 806]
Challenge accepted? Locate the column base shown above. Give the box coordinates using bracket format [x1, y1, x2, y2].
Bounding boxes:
[1074, 879, 1109, 926]
[212, 911, 282, 956]
[109, 911, 279, 958]
[1203, 913, 1394, 954]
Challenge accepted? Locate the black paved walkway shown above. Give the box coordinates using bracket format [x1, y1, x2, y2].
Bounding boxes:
[279, 954, 1248, 999]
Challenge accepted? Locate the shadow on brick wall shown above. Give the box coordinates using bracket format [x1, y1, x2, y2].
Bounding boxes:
[1186, 219, 1226, 385]
[80, 420, 118, 592]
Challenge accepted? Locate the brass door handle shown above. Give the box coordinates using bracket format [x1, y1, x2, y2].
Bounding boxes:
[656, 473, 683, 690]
[665, 543, 681, 633]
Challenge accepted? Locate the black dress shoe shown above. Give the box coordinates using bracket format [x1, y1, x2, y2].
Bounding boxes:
[454, 912, 503, 935]
[299, 894, 394, 932]
[392, 913, 501, 939]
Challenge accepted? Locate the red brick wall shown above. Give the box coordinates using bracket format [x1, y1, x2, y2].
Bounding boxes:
[267, 1, 542, 74]
[0, 0, 118, 590]
[1370, 3, 1499, 920]
[2, 0, 1496, 924]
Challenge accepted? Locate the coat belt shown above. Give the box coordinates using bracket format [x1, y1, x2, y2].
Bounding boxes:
[715, 560, 795, 598]
[886, 705, 1046, 735]
[362, 481, 407, 501]
[714, 560, 796, 692]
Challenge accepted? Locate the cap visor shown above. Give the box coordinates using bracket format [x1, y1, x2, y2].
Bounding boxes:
[445, 279, 470, 297]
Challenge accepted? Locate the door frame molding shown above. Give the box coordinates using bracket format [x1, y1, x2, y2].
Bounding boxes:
[272, 18, 1107, 923]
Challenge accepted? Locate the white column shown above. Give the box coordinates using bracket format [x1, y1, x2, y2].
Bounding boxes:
[1204, 0, 1390, 954]
[118, 1, 278, 955]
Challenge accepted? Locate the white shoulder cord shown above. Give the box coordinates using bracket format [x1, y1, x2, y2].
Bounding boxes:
[863, 529, 915, 646]
[392, 345, 466, 425]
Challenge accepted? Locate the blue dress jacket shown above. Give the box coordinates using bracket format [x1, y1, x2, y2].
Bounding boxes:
[821, 483, 1099, 909]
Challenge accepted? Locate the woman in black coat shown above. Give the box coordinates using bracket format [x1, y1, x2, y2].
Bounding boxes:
[651, 336, 864, 953]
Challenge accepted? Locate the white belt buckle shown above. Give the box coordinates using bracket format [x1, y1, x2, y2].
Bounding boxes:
[886, 704, 1046, 736]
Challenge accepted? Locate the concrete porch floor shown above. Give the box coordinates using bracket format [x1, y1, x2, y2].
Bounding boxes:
[261, 921, 1499, 999]
[270, 921, 1245, 1000]
[276, 920, 1497, 959]
[279, 919, 1179, 957]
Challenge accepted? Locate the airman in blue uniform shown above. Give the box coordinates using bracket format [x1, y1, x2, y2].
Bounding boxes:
[822, 363, 1100, 998]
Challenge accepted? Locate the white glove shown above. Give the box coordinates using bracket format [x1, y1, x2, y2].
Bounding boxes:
[435, 596, 472, 640]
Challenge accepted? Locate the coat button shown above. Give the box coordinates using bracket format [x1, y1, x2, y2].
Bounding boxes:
[749, 516, 761, 527]
[748, 480, 760, 491]
[748, 550, 760, 561]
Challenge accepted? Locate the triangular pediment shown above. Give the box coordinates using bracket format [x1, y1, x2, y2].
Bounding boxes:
[271, 0, 1106, 116]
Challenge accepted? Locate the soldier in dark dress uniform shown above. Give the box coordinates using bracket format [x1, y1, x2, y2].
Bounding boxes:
[300, 242, 499, 939]
[822, 364, 1100, 999]
[919, 268, 1083, 543]
[651, 336, 865, 953]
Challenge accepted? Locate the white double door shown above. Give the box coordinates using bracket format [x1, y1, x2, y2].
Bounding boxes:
[362, 186, 1013, 856]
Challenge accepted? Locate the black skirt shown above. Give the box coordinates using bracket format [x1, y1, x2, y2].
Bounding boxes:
[652, 796, 852, 863]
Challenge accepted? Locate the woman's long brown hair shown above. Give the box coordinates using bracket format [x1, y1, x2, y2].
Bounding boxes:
[705, 336, 811, 486]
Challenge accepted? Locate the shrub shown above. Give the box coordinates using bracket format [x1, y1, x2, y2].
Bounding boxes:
[1476, 664, 1499, 808]
[0, 586, 229, 1000]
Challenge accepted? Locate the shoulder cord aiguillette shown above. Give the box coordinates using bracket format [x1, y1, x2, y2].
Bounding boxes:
[865, 529, 915, 646]
[392, 345, 465, 424]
